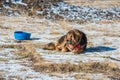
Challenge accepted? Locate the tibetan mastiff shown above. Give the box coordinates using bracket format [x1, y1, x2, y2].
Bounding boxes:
[43, 29, 87, 54]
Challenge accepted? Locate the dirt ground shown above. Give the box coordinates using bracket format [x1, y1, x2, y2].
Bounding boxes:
[0, 0, 120, 80]
[0, 15, 120, 79]
[64, 0, 120, 8]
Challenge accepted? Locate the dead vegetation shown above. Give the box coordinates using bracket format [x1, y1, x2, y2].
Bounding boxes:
[64, 0, 120, 8]
[0, 25, 12, 30]
[1, 0, 119, 23]
[0, 43, 120, 79]
[104, 33, 120, 37]
[0, 73, 5, 80]
[0, 1, 120, 79]
[0, 78, 5, 80]
[0, 15, 119, 79]
[0, 0, 63, 16]
[33, 61, 120, 77]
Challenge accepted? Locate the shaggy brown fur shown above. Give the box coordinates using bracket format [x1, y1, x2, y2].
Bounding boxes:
[43, 29, 87, 54]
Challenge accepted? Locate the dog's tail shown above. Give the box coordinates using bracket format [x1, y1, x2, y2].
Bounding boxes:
[43, 42, 56, 50]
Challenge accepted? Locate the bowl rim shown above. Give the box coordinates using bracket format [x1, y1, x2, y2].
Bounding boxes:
[14, 31, 31, 34]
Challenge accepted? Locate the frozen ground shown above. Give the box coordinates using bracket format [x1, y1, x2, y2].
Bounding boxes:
[37, 2, 120, 22]
[0, 48, 62, 80]
[1, 1, 120, 22]
[0, 15, 120, 79]
[0, 1, 120, 79]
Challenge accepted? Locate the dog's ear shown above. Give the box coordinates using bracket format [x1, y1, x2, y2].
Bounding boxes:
[80, 37, 84, 45]
[80, 33, 86, 45]
[71, 33, 76, 42]
[73, 30, 82, 42]
[64, 35, 67, 41]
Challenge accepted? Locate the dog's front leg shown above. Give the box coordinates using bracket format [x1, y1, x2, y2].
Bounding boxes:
[61, 47, 69, 52]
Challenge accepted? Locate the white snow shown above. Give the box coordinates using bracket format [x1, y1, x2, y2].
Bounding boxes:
[0, 48, 64, 80]
[0, 1, 120, 79]
[2, 1, 120, 22]
[36, 2, 120, 22]
[0, 16, 120, 80]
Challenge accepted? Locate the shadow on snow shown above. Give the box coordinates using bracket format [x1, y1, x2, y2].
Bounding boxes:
[85, 46, 120, 62]
[86, 46, 116, 53]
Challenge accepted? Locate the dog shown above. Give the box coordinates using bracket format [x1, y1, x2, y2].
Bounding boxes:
[43, 29, 87, 54]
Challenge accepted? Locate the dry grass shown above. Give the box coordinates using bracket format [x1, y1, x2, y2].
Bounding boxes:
[73, 73, 91, 80]
[0, 58, 8, 62]
[104, 32, 120, 37]
[64, 0, 120, 8]
[8, 76, 22, 80]
[0, 44, 20, 49]
[26, 45, 120, 78]
[0, 25, 12, 30]
[0, 78, 5, 80]
[87, 41, 95, 48]
[0, 14, 119, 79]
[14, 44, 44, 63]
[0, 0, 62, 17]
[103, 39, 112, 45]
[50, 31, 61, 35]
[33, 61, 120, 76]
[0, 43, 43, 61]
[97, 20, 114, 24]
[58, 20, 71, 31]
[0, 73, 5, 80]
[1, 43, 120, 79]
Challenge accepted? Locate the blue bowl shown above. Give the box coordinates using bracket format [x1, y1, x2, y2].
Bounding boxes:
[14, 31, 31, 40]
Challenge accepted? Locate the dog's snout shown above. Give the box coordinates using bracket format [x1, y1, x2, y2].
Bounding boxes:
[66, 40, 70, 44]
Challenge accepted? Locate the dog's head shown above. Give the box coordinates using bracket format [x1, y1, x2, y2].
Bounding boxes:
[65, 29, 81, 45]
[65, 29, 87, 53]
